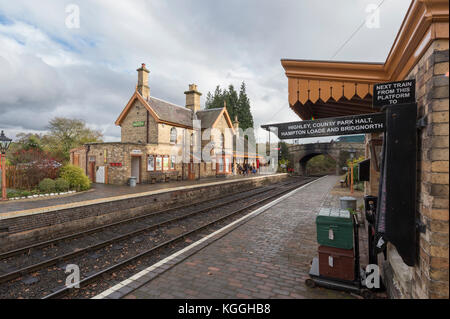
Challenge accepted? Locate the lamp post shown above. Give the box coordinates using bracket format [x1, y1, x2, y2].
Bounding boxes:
[0, 131, 12, 201]
[348, 148, 356, 194]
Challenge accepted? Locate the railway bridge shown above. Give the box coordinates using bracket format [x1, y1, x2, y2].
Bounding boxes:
[289, 140, 365, 176]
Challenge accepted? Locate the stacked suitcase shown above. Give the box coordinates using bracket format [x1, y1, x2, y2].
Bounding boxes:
[315, 208, 355, 281]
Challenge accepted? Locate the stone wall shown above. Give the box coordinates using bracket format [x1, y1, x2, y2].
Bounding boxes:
[289, 141, 365, 176]
[121, 99, 149, 144]
[0, 174, 288, 252]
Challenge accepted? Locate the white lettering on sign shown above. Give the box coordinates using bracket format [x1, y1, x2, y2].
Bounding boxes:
[277, 113, 385, 139]
[374, 80, 415, 107]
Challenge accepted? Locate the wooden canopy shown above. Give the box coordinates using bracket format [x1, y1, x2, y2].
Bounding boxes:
[281, 0, 449, 120]
[285, 74, 378, 119]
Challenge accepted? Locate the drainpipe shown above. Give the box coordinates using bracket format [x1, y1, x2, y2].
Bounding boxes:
[182, 128, 185, 180]
[85, 145, 90, 175]
[146, 111, 149, 144]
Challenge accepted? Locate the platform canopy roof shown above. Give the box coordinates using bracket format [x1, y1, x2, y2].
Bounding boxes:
[281, 0, 448, 120]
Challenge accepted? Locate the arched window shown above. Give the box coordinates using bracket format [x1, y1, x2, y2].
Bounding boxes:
[190, 133, 194, 147]
[170, 127, 177, 144]
[219, 133, 225, 150]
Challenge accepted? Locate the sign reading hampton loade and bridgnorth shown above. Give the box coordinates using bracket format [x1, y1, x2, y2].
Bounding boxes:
[261, 112, 385, 140]
[373, 79, 415, 108]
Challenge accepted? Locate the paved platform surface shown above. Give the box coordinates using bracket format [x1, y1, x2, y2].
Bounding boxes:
[0, 173, 266, 215]
[121, 175, 360, 299]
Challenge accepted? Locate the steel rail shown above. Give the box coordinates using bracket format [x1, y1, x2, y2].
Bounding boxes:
[42, 177, 316, 299]
[0, 180, 299, 283]
[0, 181, 295, 260]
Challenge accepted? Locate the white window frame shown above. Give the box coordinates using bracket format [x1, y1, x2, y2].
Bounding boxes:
[170, 127, 177, 144]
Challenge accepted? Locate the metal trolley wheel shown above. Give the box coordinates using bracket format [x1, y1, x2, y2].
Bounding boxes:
[305, 279, 316, 288]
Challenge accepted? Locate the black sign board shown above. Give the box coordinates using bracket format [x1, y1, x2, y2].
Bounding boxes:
[261, 112, 385, 140]
[373, 79, 415, 108]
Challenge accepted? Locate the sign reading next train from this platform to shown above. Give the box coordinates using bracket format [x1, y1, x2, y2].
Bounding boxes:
[261, 113, 385, 140]
[373, 79, 415, 108]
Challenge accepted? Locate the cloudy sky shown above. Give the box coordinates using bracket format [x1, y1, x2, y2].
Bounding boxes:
[0, 0, 411, 144]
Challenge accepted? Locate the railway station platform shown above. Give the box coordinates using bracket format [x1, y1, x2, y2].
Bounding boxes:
[95, 175, 367, 299]
[0, 173, 288, 253]
[0, 173, 272, 216]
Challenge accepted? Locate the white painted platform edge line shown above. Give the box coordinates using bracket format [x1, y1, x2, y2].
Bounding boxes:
[93, 176, 325, 299]
[0, 173, 287, 220]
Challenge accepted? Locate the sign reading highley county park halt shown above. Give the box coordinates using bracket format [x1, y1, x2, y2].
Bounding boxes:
[261, 113, 385, 140]
[373, 79, 415, 108]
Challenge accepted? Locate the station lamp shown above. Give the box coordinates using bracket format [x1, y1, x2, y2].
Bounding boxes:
[0, 131, 12, 154]
[0, 130, 12, 201]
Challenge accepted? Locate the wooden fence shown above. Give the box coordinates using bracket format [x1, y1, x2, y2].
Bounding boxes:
[3, 165, 60, 190]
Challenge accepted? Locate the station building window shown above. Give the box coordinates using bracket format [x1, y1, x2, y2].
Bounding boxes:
[171, 155, 176, 170]
[170, 127, 177, 144]
[155, 156, 162, 171]
[148, 155, 176, 171]
[147, 155, 155, 171]
[218, 133, 224, 150]
[163, 156, 169, 170]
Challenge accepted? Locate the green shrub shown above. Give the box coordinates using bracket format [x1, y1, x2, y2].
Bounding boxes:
[7, 190, 18, 199]
[55, 178, 70, 192]
[60, 165, 91, 191]
[39, 178, 56, 193]
[21, 190, 31, 197]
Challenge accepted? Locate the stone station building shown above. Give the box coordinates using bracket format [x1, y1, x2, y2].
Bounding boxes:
[281, 0, 448, 299]
[71, 64, 261, 185]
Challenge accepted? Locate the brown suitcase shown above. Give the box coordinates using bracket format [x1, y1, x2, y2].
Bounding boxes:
[318, 246, 355, 281]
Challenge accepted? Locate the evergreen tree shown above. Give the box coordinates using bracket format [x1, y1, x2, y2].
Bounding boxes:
[205, 92, 213, 108]
[237, 82, 255, 141]
[205, 82, 255, 141]
[226, 84, 239, 120]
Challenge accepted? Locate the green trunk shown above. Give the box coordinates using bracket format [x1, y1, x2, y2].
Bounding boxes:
[316, 208, 354, 249]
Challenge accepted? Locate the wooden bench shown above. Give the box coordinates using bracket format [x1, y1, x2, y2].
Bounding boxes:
[149, 172, 164, 184]
[149, 172, 181, 184]
[164, 171, 179, 182]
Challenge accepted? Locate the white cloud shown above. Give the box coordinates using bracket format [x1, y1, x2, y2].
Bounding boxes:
[0, 0, 411, 143]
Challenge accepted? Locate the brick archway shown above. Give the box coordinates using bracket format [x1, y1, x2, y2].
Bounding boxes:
[289, 141, 364, 176]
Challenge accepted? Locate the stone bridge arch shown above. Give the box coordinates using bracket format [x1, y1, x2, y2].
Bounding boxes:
[289, 141, 365, 176]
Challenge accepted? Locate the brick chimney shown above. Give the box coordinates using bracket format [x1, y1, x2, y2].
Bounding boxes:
[184, 84, 202, 113]
[136, 63, 150, 100]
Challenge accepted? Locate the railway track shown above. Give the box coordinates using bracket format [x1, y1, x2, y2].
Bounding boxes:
[0, 177, 317, 299]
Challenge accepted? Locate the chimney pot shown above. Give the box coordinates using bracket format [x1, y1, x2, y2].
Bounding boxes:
[137, 63, 150, 99]
[185, 83, 202, 113]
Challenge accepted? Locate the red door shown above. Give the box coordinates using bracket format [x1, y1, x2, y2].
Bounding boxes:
[188, 162, 195, 180]
[89, 162, 96, 183]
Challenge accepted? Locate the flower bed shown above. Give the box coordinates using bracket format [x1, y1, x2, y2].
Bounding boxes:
[7, 189, 78, 201]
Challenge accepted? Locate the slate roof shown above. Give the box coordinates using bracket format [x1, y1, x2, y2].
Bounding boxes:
[147, 96, 193, 127]
[195, 108, 224, 129]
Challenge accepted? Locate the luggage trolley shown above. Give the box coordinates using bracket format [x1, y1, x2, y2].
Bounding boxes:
[305, 213, 374, 299]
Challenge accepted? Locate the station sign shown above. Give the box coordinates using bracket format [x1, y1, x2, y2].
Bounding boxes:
[261, 112, 385, 140]
[133, 121, 145, 127]
[373, 79, 415, 108]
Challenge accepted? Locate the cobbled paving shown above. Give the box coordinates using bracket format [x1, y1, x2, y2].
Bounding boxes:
[124, 176, 356, 299]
